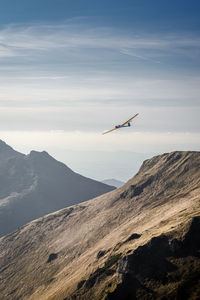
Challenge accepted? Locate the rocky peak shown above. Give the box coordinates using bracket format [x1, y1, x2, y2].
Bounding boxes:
[29, 150, 50, 157]
[27, 149, 74, 176]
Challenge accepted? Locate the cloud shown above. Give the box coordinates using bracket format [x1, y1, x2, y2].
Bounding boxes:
[1, 23, 200, 97]
[0, 24, 200, 107]
[1, 130, 200, 154]
[0, 72, 200, 108]
[0, 22, 199, 139]
[0, 24, 200, 61]
[0, 103, 199, 135]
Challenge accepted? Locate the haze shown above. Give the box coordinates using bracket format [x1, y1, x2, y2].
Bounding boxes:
[0, 0, 200, 181]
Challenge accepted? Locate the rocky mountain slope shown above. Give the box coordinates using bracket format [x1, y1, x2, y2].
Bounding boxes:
[0, 140, 115, 237]
[0, 151, 199, 300]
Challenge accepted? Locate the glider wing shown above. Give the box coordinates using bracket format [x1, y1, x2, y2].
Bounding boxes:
[102, 127, 117, 135]
[121, 113, 139, 126]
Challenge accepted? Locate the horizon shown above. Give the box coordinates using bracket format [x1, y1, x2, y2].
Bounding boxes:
[0, 0, 199, 180]
[0, 138, 199, 183]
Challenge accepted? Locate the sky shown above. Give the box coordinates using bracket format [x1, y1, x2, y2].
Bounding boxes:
[0, 0, 200, 181]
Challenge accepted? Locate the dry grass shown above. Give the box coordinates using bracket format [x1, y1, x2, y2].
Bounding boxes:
[0, 151, 199, 300]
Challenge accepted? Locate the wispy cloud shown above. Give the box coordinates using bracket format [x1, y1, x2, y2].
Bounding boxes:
[120, 48, 161, 63]
[0, 23, 199, 138]
[0, 72, 200, 106]
[0, 24, 200, 61]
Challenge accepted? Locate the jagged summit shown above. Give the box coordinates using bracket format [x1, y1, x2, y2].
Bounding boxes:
[28, 149, 75, 173]
[29, 150, 50, 157]
[28, 149, 72, 165]
[0, 151, 199, 299]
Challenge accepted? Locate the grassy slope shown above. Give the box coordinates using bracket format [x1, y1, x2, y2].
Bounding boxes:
[0, 151, 199, 300]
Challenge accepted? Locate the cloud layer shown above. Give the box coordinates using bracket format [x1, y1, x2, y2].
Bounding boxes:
[0, 22, 199, 176]
[1, 24, 200, 63]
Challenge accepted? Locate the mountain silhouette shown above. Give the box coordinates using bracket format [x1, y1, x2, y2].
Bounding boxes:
[0, 140, 115, 237]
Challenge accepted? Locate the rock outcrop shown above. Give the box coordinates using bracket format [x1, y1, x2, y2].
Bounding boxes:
[105, 217, 200, 299]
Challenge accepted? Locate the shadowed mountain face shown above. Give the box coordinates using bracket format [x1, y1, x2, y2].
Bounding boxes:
[0, 140, 23, 163]
[0, 140, 115, 237]
[0, 151, 199, 300]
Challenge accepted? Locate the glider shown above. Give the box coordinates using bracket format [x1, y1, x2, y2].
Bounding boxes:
[103, 113, 139, 135]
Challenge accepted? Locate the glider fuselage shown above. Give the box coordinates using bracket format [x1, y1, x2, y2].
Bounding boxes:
[115, 122, 131, 129]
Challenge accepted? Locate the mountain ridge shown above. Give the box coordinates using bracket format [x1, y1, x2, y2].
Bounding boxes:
[0, 140, 115, 237]
[0, 139, 23, 162]
[0, 150, 199, 299]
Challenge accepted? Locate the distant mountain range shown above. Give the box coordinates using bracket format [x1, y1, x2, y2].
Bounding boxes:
[0, 140, 115, 237]
[0, 151, 199, 299]
[102, 178, 125, 188]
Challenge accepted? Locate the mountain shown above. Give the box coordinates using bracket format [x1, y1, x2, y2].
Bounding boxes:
[102, 178, 125, 188]
[0, 140, 115, 237]
[0, 151, 199, 300]
[0, 139, 23, 162]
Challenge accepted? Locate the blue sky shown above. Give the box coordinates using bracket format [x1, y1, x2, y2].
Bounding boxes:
[0, 0, 200, 180]
[1, 0, 200, 31]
